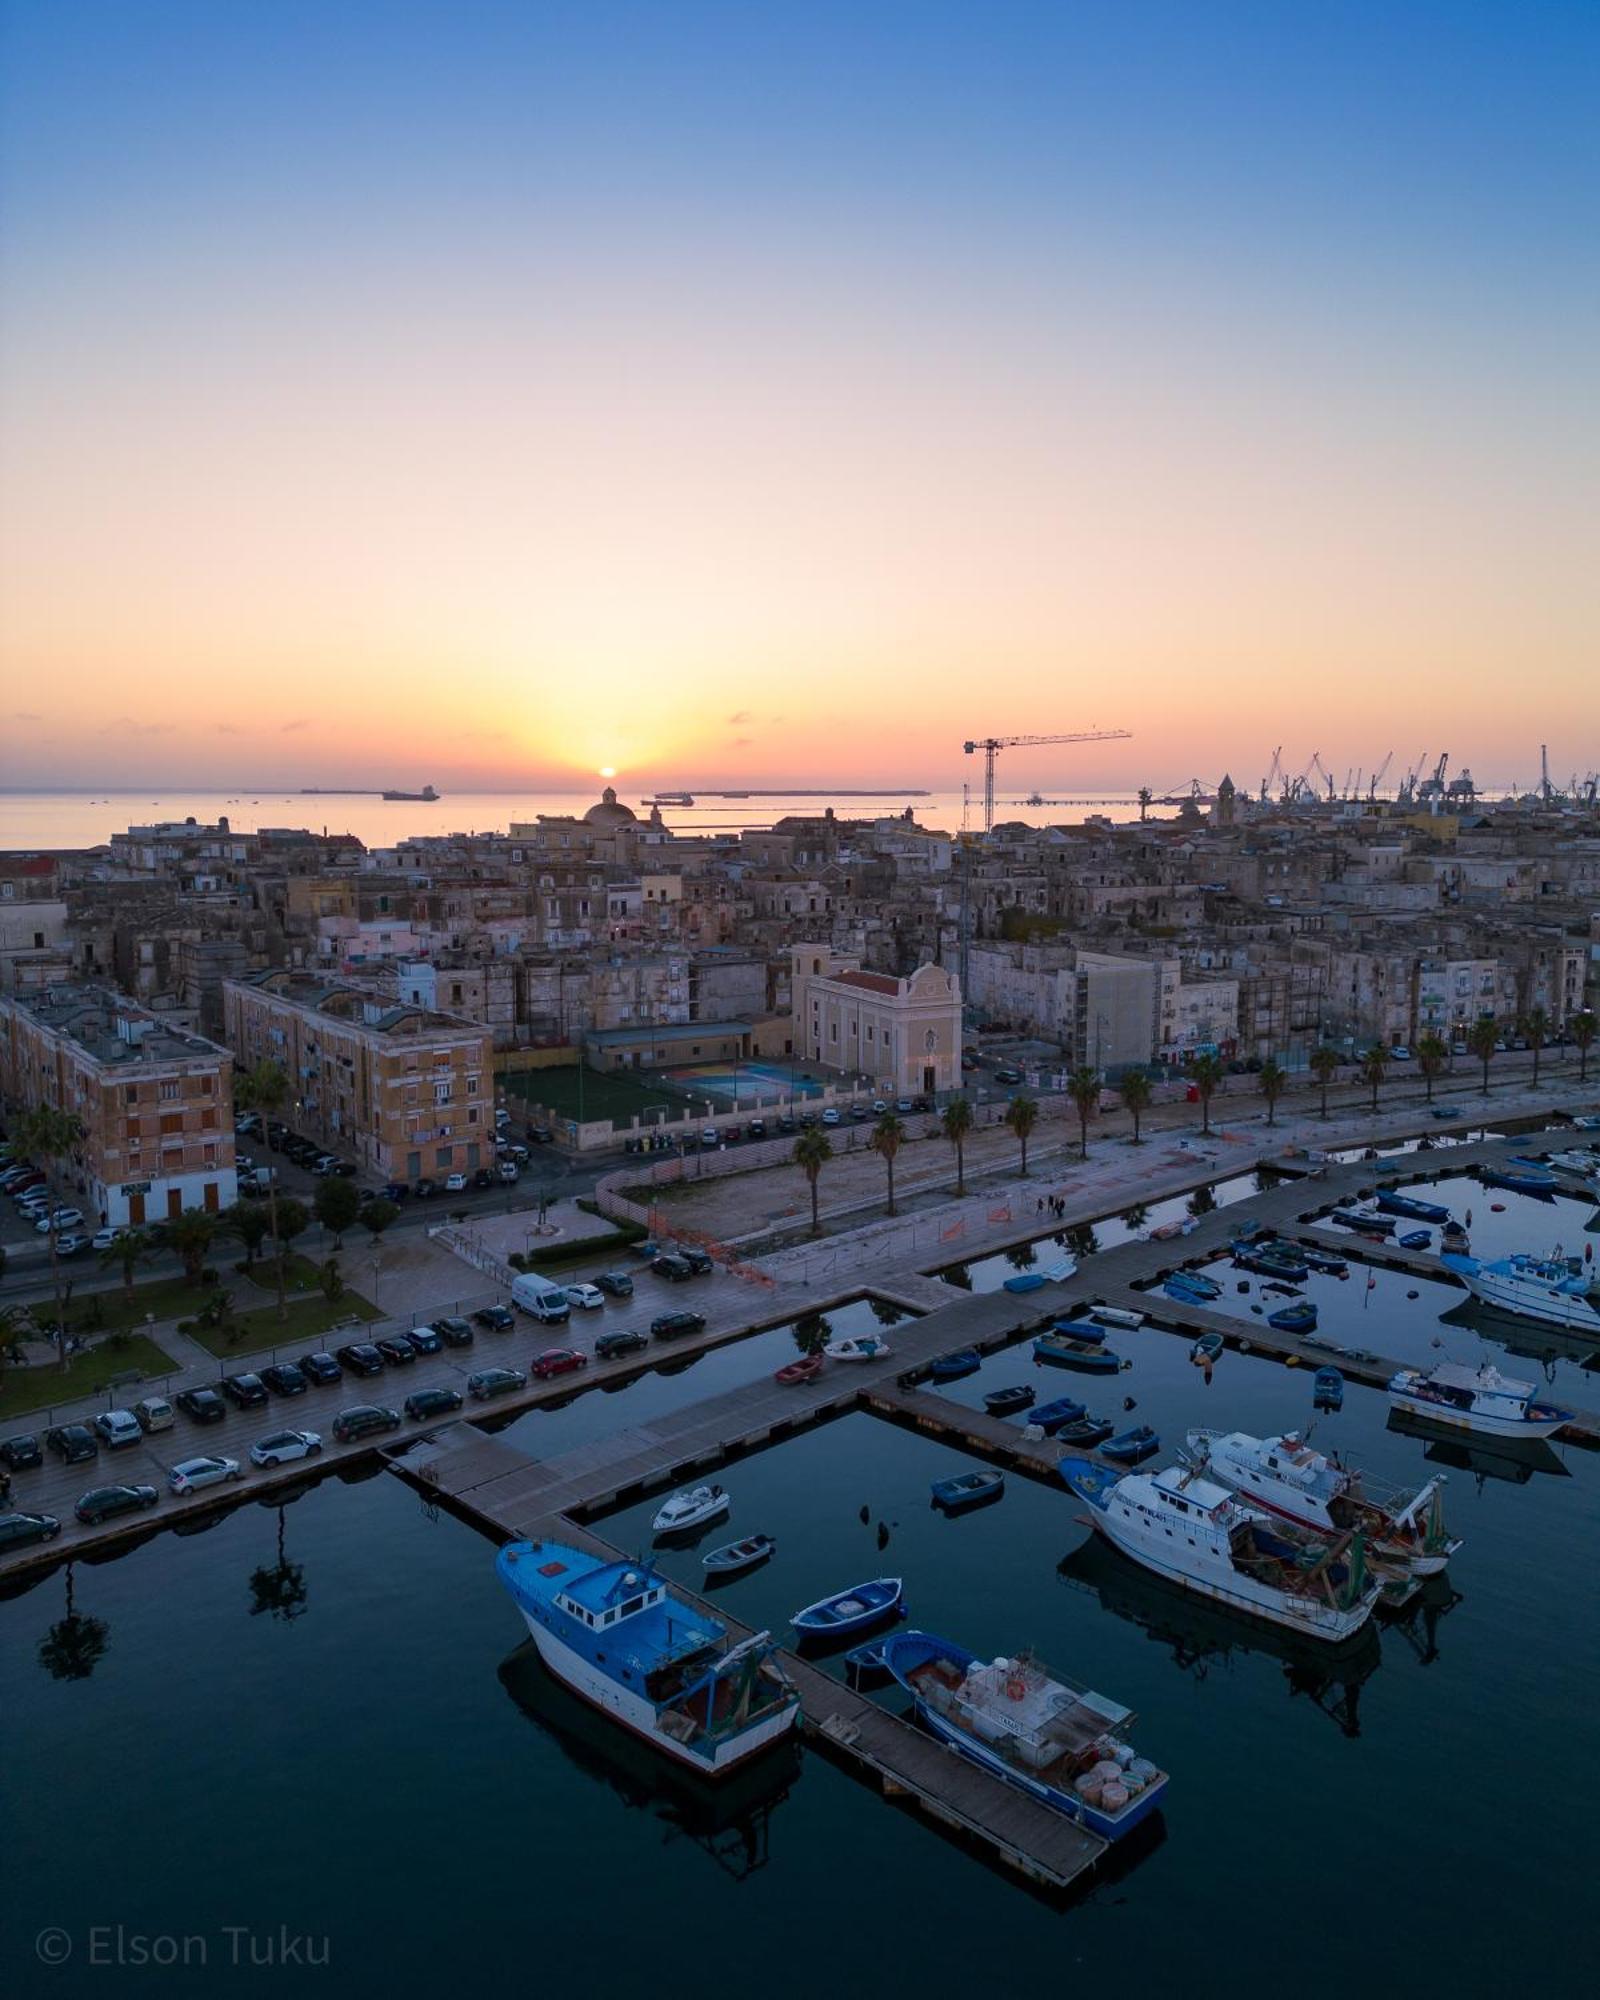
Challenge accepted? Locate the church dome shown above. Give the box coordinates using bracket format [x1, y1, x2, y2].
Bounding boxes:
[583, 786, 638, 827]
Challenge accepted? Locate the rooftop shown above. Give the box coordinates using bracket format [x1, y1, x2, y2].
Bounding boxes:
[4, 986, 230, 1068]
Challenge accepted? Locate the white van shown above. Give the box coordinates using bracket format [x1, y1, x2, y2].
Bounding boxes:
[511, 1272, 571, 1323]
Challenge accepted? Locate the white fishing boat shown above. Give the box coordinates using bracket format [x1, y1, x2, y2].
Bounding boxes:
[651, 1484, 732, 1535]
[1387, 1362, 1571, 1440]
[822, 1333, 893, 1363]
[1187, 1429, 1461, 1575]
[1061, 1459, 1383, 1641]
[1089, 1305, 1145, 1331]
[1440, 1251, 1600, 1334]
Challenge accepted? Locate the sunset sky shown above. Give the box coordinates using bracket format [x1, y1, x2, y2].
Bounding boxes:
[2, 1, 1596, 796]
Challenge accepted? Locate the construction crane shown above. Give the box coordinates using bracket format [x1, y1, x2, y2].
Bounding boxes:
[1418, 753, 1449, 803]
[1366, 750, 1394, 801]
[1260, 746, 1284, 802]
[1309, 752, 1337, 800]
[962, 728, 1131, 831]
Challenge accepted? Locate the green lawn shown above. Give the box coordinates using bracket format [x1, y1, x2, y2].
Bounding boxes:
[503, 1064, 677, 1127]
[234, 1252, 328, 1293]
[182, 1287, 381, 1359]
[0, 1335, 178, 1421]
[51, 1275, 216, 1337]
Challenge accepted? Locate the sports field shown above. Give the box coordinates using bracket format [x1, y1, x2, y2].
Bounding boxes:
[660, 1058, 823, 1104]
[502, 1065, 676, 1125]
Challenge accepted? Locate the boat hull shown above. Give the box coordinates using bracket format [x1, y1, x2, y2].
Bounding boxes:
[1454, 1270, 1600, 1334]
[1386, 1386, 1568, 1440]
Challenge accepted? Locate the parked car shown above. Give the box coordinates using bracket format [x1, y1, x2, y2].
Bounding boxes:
[250, 1429, 322, 1467]
[472, 1304, 514, 1332]
[564, 1283, 605, 1311]
[747, 1117, 767, 1138]
[652, 1253, 695, 1282]
[133, 1396, 175, 1433]
[595, 1269, 634, 1299]
[169, 1455, 242, 1495]
[298, 1351, 343, 1386]
[75, 1483, 159, 1525]
[175, 1387, 227, 1426]
[468, 1366, 528, 1400]
[679, 1246, 714, 1275]
[434, 1316, 476, 1347]
[235, 1111, 263, 1138]
[821, 1107, 842, 1126]
[594, 1329, 648, 1360]
[36, 1206, 85, 1232]
[530, 1347, 587, 1380]
[220, 1374, 269, 1409]
[994, 1066, 1022, 1085]
[497, 1160, 520, 1183]
[261, 1363, 309, 1397]
[55, 1234, 90, 1257]
[375, 1335, 417, 1367]
[404, 1388, 464, 1421]
[529, 1125, 554, 1145]
[412, 1179, 439, 1200]
[0, 1511, 61, 1551]
[443, 1172, 468, 1193]
[1390, 1046, 1413, 1061]
[699, 1126, 720, 1148]
[380, 1182, 410, 1204]
[90, 1226, 124, 1252]
[335, 1343, 385, 1378]
[1, 1433, 44, 1471]
[331, 1405, 401, 1443]
[403, 1324, 444, 1355]
[93, 1409, 143, 1450]
[471, 1167, 496, 1191]
[1431, 1105, 1464, 1119]
[651, 1310, 707, 1340]
[45, 1424, 98, 1464]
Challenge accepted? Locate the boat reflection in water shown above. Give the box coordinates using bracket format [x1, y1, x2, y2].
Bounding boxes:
[1058, 1535, 1382, 1738]
[497, 1643, 800, 1882]
[1452, 1302, 1600, 1379]
[1385, 1408, 1571, 1488]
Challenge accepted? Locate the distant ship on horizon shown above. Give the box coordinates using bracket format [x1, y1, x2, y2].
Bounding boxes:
[299, 784, 440, 801]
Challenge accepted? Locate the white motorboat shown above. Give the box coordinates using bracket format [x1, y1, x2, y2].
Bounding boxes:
[1187, 1429, 1461, 1575]
[1089, 1305, 1145, 1331]
[1387, 1362, 1571, 1440]
[1061, 1459, 1384, 1641]
[651, 1484, 732, 1535]
[1440, 1251, 1600, 1334]
[823, 1333, 892, 1363]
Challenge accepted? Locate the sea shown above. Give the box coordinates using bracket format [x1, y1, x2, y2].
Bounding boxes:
[3, 1166, 1597, 1995]
[0, 785, 1176, 852]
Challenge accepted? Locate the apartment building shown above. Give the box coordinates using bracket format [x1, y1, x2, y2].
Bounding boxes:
[0, 984, 236, 1226]
[222, 970, 493, 1184]
[790, 946, 961, 1095]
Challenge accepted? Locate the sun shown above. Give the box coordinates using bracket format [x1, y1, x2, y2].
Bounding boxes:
[599, 765, 616, 779]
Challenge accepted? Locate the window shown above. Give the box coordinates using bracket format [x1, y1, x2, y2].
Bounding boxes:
[434, 1082, 452, 1104]
[125, 1085, 138, 1106]
[159, 1079, 180, 1101]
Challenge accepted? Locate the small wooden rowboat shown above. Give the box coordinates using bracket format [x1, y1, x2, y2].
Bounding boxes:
[983, 1384, 1037, 1417]
[929, 1349, 982, 1382]
[702, 1532, 777, 1578]
[930, 1469, 1005, 1513]
[792, 1576, 905, 1640]
[774, 1354, 824, 1385]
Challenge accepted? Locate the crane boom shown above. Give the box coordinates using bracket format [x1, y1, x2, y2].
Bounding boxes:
[962, 728, 1131, 831]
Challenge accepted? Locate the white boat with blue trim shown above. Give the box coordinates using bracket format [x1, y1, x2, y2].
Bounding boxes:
[1440, 1251, 1600, 1335]
[1387, 1361, 1571, 1440]
[496, 1540, 799, 1774]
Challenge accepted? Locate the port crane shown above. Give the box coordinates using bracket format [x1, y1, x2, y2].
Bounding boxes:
[962, 728, 1131, 831]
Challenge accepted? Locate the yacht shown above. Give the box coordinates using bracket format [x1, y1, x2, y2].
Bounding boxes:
[1061, 1459, 1384, 1641]
[1387, 1361, 1571, 1440]
[822, 1333, 892, 1363]
[1440, 1251, 1600, 1334]
[1187, 1429, 1460, 1575]
[496, 1540, 798, 1774]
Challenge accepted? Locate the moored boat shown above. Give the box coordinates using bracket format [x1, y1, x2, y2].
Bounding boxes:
[652, 1484, 731, 1536]
[1313, 1366, 1345, 1410]
[1234, 1239, 1311, 1280]
[1047, 1314, 1105, 1344]
[774, 1354, 824, 1386]
[930, 1469, 1005, 1513]
[791, 1576, 905, 1640]
[496, 1540, 799, 1774]
[1328, 1206, 1395, 1237]
[983, 1384, 1036, 1417]
[878, 1630, 1169, 1841]
[1387, 1361, 1571, 1439]
[1267, 1299, 1319, 1334]
[823, 1333, 893, 1363]
[1301, 1247, 1350, 1277]
[1164, 1270, 1223, 1303]
[1440, 1251, 1600, 1334]
[1190, 1331, 1224, 1365]
[1002, 1271, 1048, 1295]
[1089, 1304, 1145, 1331]
[1375, 1188, 1451, 1224]
[702, 1533, 777, 1579]
[1031, 1395, 1087, 1433]
[1102, 1425, 1160, 1465]
[928, 1349, 982, 1382]
[1478, 1163, 1556, 1197]
[1058, 1415, 1115, 1447]
[1033, 1330, 1123, 1373]
[1398, 1229, 1432, 1250]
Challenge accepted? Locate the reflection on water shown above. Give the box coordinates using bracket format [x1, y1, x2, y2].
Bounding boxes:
[497, 1641, 800, 1881]
[1385, 1408, 1571, 1487]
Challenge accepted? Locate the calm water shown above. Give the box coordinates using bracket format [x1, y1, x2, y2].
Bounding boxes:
[4, 1259, 1597, 1992]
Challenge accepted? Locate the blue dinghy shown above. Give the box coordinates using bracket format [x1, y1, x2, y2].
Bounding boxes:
[792, 1576, 905, 1641]
[929, 1349, 982, 1382]
[930, 1469, 1005, 1513]
[1003, 1271, 1049, 1295]
[1398, 1229, 1431, 1250]
[1375, 1188, 1451, 1225]
[1267, 1300, 1318, 1333]
[1034, 1331, 1123, 1373]
[1313, 1365, 1345, 1410]
[1031, 1395, 1087, 1434]
[1102, 1425, 1160, 1465]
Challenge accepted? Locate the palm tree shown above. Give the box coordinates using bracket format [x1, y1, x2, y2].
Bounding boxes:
[1358, 1045, 1388, 1114]
[1574, 1009, 1596, 1083]
[1067, 1066, 1099, 1159]
[249, 1507, 309, 1623]
[1257, 1058, 1287, 1128]
[1520, 1006, 1549, 1087]
[228, 1202, 272, 1268]
[1190, 1053, 1225, 1137]
[98, 1223, 156, 1296]
[38, 1568, 110, 1682]
[1417, 1032, 1448, 1103]
[1466, 1016, 1499, 1095]
[234, 1058, 291, 1320]
[1309, 1045, 1340, 1121]
[14, 1104, 84, 1370]
[793, 1126, 833, 1236]
[1118, 1069, 1151, 1144]
[1004, 1093, 1038, 1176]
[166, 1208, 222, 1287]
[869, 1111, 906, 1216]
[940, 1097, 974, 1194]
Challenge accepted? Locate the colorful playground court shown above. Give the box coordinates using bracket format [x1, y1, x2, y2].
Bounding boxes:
[660, 1058, 824, 1105]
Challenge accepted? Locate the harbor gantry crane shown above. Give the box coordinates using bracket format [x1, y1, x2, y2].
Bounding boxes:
[962, 728, 1131, 831]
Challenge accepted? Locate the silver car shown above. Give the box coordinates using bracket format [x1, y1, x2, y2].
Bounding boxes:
[94, 1409, 143, 1450]
[169, 1455, 242, 1495]
[250, 1430, 322, 1468]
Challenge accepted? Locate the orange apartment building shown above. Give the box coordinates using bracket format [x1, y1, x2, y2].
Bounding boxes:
[222, 971, 493, 1184]
[0, 985, 236, 1226]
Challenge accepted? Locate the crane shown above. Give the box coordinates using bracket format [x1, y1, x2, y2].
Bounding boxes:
[1366, 750, 1394, 801]
[962, 728, 1131, 831]
[1418, 753, 1449, 803]
[1260, 746, 1284, 802]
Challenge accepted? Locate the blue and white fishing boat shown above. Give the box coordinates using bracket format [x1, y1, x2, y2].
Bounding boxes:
[1234, 1240, 1311, 1281]
[1328, 1206, 1395, 1237]
[1387, 1362, 1571, 1440]
[1033, 1330, 1122, 1374]
[824, 1332, 893, 1363]
[791, 1576, 905, 1640]
[1030, 1395, 1087, 1433]
[1267, 1299, 1318, 1334]
[930, 1469, 1005, 1513]
[878, 1630, 1169, 1841]
[1440, 1251, 1600, 1334]
[1375, 1188, 1451, 1225]
[1301, 1247, 1350, 1278]
[496, 1540, 799, 1775]
[1478, 1163, 1556, 1198]
[929, 1349, 982, 1383]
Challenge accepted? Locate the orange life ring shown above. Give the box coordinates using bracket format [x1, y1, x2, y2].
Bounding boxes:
[1006, 1676, 1027, 1701]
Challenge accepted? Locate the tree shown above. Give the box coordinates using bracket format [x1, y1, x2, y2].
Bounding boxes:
[1520, 1006, 1549, 1088]
[1358, 1045, 1388, 1115]
[941, 1097, 974, 1194]
[249, 1507, 308, 1624]
[1257, 1058, 1287, 1128]
[38, 1568, 110, 1682]
[793, 1127, 833, 1237]
[1574, 1009, 1596, 1083]
[1309, 1046, 1340, 1121]
[234, 1058, 291, 1319]
[228, 1202, 272, 1268]
[313, 1175, 361, 1244]
[1190, 1053, 1225, 1137]
[358, 1197, 400, 1241]
[1416, 1033, 1448, 1103]
[1004, 1092, 1038, 1176]
[98, 1224, 155, 1294]
[1067, 1066, 1100, 1160]
[868, 1111, 905, 1217]
[271, 1195, 310, 1270]
[1118, 1069, 1151, 1145]
[1466, 1016, 1499, 1095]
[166, 1208, 222, 1287]
[14, 1105, 84, 1371]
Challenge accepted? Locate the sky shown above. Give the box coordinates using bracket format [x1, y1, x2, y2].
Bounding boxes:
[1, 0, 1596, 797]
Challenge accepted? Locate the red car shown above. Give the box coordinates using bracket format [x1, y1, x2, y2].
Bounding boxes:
[530, 1348, 588, 1381]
